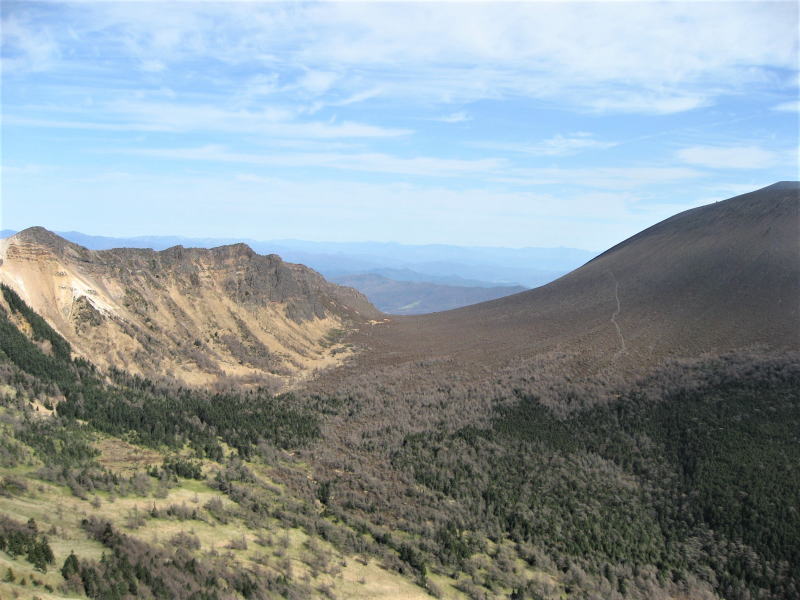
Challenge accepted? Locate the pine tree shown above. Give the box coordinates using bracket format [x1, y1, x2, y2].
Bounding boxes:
[61, 551, 79, 579]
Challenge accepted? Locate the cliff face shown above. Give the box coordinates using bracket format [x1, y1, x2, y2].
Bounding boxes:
[0, 227, 380, 387]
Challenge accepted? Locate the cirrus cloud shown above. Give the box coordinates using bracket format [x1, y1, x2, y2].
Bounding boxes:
[676, 145, 781, 169]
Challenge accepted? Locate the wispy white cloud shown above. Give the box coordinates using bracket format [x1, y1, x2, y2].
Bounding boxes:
[1, 13, 60, 72]
[5, 101, 412, 139]
[773, 100, 800, 112]
[435, 111, 472, 123]
[495, 166, 704, 189]
[296, 2, 796, 112]
[139, 59, 166, 73]
[583, 93, 711, 115]
[125, 145, 507, 177]
[4, 116, 168, 132]
[294, 70, 339, 96]
[476, 133, 616, 157]
[119, 143, 706, 189]
[1, 1, 795, 249]
[3, 2, 797, 113]
[303, 87, 384, 115]
[676, 145, 780, 169]
[236, 73, 281, 104]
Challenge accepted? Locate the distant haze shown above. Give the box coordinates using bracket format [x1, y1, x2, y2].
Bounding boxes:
[0, 230, 594, 288]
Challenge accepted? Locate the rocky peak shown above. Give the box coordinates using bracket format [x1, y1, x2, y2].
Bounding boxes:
[11, 226, 75, 253]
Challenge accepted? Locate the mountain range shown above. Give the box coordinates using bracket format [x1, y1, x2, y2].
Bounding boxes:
[0, 182, 798, 600]
[2, 182, 797, 388]
[0, 232, 592, 287]
[0, 229, 594, 313]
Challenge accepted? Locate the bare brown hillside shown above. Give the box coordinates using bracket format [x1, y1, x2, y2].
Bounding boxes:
[346, 182, 799, 374]
[0, 227, 379, 387]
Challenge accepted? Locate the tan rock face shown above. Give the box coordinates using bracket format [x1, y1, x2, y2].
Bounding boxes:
[0, 227, 380, 388]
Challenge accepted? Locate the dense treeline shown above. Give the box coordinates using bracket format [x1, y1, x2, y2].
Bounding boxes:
[0, 516, 54, 573]
[0, 285, 319, 458]
[391, 353, 800, 599]
[0, 287, 75, 384]
[56, 375, 319, 458]
[2, 283, 72, 361]
[0, 393, 168, 499]
[12, 416, 100, 469]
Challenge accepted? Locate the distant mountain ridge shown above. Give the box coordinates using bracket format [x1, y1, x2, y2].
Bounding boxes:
[359, 267, 503, 288]
[331, 273, 526, 315]
[4, 182, 795, 385]
[0, 230, 594, 288]
[0, 227, 379, 387]
[0, 229, 593, 313]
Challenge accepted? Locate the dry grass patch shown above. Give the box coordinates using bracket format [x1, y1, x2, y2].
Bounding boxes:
[0, 553, 67, 599]
[336, 557, 440, 600]
[0, 480, 103, 556]
[92, 437, 162, 475]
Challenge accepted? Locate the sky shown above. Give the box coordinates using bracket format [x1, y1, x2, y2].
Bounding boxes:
[1, 0, 798, 251]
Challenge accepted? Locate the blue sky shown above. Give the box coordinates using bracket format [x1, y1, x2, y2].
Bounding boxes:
[2, 1, 798, 251]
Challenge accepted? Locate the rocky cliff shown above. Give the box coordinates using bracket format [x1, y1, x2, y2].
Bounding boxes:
[0, 227, 380, 388]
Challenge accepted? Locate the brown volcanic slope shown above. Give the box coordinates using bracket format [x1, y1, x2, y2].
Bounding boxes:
[0, 228, 379, 387]
[350, 182, 799, 373]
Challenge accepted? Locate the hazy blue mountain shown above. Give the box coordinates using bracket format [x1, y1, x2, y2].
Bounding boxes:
[362, 268, 503, 288]
[331, 273, 527, 314]
[372, 261, 567, 288]
[263, 239, 594, 272]
[0, 230, 594, 288]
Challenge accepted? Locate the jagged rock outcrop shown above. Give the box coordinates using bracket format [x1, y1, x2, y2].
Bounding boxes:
[0, 227, 379, 387]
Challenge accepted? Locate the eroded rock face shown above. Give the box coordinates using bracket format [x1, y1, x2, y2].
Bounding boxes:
[0, 227, 380, 388]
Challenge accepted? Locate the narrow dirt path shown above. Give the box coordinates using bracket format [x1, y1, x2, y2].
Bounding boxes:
[608, 271, 627, 354]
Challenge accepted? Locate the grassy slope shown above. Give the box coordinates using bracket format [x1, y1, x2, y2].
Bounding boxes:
[0, 415, 449, 600]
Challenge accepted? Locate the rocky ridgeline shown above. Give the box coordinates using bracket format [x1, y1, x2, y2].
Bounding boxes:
[0, 227, 380, 387]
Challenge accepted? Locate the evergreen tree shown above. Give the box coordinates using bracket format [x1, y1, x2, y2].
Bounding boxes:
[62, 551, 80, 580]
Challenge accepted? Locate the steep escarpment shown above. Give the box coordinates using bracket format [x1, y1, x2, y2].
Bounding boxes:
[0, 227, 379, 387]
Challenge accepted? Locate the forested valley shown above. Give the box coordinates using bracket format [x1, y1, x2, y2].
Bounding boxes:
[0, 282, 798, 599]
